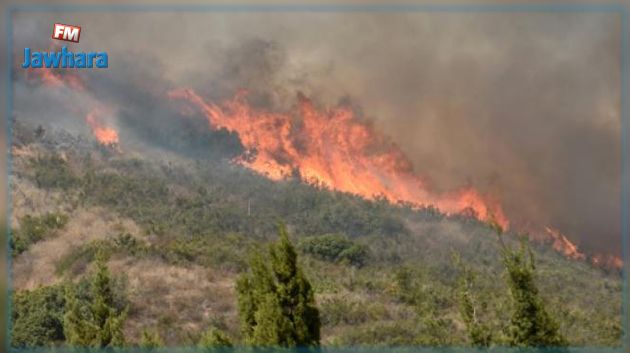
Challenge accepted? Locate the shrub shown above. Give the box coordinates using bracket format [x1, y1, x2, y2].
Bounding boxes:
[198, 326, 232, 349]
[11, 212, 69, 256]
[140, 329, 164, 348]
[12, 284, 66, 347]
[299, 234, 369, 267]
[29, 155, 79, 189]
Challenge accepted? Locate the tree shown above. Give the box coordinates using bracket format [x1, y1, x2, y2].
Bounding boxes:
[454, 254, 492, 347]
[63, 251, 126, 347]
[236, 224, 320, 347]
[500, 235, 567, 347]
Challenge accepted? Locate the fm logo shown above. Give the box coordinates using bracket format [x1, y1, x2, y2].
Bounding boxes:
[52, 23, 81, 43]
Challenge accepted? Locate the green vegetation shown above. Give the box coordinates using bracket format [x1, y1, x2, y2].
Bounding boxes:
[455, 258, 492, 346]
[9, 126, 623, 347]
[140, 329, 164, 349]
[11, 284, 66, 347]
[11, 212, 68, 256]
[236, 225, 321, 347]
[198, 327, 233, 349]
[29, 154, 79, 189]
[63, 252, 127, 347]
[12, 249, 129, 348]
[500, 237, 567, 347]
[299, 234, 369, 267]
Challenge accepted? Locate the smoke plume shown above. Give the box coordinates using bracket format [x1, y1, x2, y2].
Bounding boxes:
[10, 10, 623, 256]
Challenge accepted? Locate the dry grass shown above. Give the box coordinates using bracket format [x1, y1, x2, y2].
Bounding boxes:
[108, 257, 238, 346]
[12, 206, 141, 290]
[10, 178, 75, 229]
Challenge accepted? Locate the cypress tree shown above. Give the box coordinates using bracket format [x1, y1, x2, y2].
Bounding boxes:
[63, 250, 126, 347]
[63, 286, 98, 346]
[236, 224, 320, 347]
[500, 236, 567, 347]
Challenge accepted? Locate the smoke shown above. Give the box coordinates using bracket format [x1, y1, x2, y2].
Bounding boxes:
[10, 10, 623, 255]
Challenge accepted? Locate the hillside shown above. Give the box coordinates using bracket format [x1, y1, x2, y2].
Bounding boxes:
[9, 121, 622, 347]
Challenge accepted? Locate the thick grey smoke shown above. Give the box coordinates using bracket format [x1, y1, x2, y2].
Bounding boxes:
[10, 10, 623, 255]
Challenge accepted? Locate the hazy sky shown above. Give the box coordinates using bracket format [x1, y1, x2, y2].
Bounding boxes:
[8, 6, 625, 255]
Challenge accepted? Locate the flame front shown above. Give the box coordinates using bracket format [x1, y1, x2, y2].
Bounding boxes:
[169, 88, 509, 229]
[591, 253, 623, 270]
[544, 227, 622, 269]
[544, 226, 586, 260]
[21, 55, 620, 269]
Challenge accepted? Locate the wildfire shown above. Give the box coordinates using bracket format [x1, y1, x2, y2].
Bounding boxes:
[591, 253, 623, 270]
[544, 226, 586, 260]
[23, 58, 119, 147]
[543, 227, 624, 270]
[85, 109, 119, 146]
[24, 67, 86, 91]
[169, 88, 509, 229]
[22, 59, 621, 271]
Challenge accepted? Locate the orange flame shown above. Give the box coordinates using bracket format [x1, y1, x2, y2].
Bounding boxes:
[22, 41, 86, 91]
[544, 226, 586, 260]
[591, 253, 623, 270]
[543, 227, 623, 270]
[24, 59, 119, 147]
[85, 110, 119, 146]
[169, 88, 509, 229]
[25, 68, 86, 91]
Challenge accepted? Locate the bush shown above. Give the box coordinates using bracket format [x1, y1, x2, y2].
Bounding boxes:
[198, 326, 232, 348]
[29, 155, 79, 189]
[299, 234, 369, 267]
[320, 297, 375, 326]
[12, 284, 66, 347]
[141, 329, 164, 348]
[56, 235, 146, 276]
[335, 321, 419, 346]
[11, 212, 69, 256]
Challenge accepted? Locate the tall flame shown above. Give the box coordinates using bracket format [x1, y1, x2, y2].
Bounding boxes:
[22, 62, 621, 270]
[169, 88, 509, 229]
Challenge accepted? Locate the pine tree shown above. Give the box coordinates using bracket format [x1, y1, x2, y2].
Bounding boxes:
[63, 250, 126, 347]
[236, 224, 320, 347]
[63, 285, 98, 346]
[500, 236, 567, 347]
